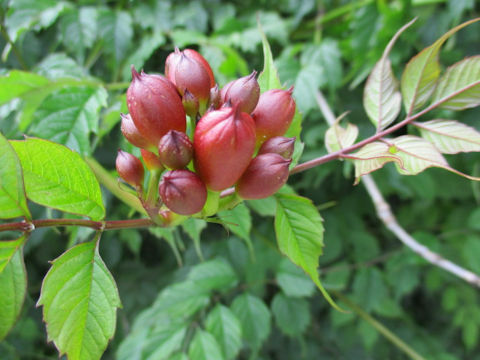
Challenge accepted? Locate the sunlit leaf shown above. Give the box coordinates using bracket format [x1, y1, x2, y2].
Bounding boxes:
[11, 138, 105, 220]
[0, 71, 50, 105]
[37, 241, 121, 360]
[364, 20, 415, 130]
[415, 119, 480, 154]
[205, 304, 242, 360]
[275, 193, 342, 311]
[0, 132, 30, 219]
[0, 236, 27, 340]
[325, 121, 358, 153]
[257, 23, 282, 92]
[401, 18, 480, 115]
[352, 142, 403, 183]
[431, 56, 480, 110]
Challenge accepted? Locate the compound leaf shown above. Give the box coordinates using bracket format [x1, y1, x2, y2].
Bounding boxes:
[205, 304, 242, 360]
[188, 329, 224, 360]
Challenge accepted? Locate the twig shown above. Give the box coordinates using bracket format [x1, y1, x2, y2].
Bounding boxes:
[315, 90, 480, 288]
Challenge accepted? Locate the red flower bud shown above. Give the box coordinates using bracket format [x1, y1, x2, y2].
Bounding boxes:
[140, 149, 163, 171]
[252, 87, 296, 143]
[159, 170, 207, 215]
[257, 136, 295, 159]
[127, 67, 186, 147]
[158, 130, 193, 169]
[194, 105, 256, 191]
[165, 48, 215, 112]
[182, 89, 199, 118]
[236, 153, 291, 199]
[221, 71, 260, 114]
[116, 150, 144, 188]
[120, 113, 154, 150]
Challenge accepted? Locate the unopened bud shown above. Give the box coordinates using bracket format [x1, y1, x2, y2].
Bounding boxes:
[158, 130, 193, 169]
[236, 153, 291, 199]
[116, 150, 144, 188]
[257, 136, 295, 159]
[127, 67, 186, 146]
[159, 170, 207, 215]
[252, 87, 296, 143]
[182, 89, 199, 118]
[120, 113, 154, 150]
[165, 48, 215, 114]
[194, 105, 256, 191]
[140, 149, 164, 171]
[221, 71, 260, 114]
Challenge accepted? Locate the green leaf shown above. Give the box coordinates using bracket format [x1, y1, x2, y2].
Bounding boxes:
[325, 121, 359, 153]
[352, 268, 388, 313]
[257, 25, 282, 93]
[205, 304, 242, 360]
[352, 142, 403, 183]
[59, 7, 98, 63]
[271, 293, 310, 337]
[0, 132, 30, 219]
[98, 9, 133, 72]
[231, 293, 271, 352]
[11, 138, 105, 220]
[415, 119, 480, 154]
[0, 71, 50, 105]
[275, 258, 315, 298]
[189, 329, 224, 360]
[218, 203, 252, 252]
[275, 193, 341, 310]
[37, 241, 121, 360]
[28, 86, 107, 155]
[401, 18, 480, 115]
[5, 0, 69, 42]
[35, 53, 87, 80]
[246, 196, 277, 217]
[431, 56, 480, 110]
[121, 33, 166, 80]
[117, 320, 187, 360]
[293, 63, 325, 113]
[150, 281, 209, 320]
[187, 258, 238, 292]
[182, 217, 207, 260]
[462, 319, 479, 350]
[0, 236, 27, 340]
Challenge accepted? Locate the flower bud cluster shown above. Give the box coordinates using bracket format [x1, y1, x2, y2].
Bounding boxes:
[116, 48, 297, 220]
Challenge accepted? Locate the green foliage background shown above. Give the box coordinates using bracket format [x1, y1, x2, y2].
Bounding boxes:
[1, 0, 480, 359]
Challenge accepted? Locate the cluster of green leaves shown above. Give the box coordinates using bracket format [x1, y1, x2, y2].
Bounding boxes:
[1, 0, 480, 359]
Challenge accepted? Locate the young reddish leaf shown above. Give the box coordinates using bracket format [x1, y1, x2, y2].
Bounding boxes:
[0, 236, 27, 340]
[401, 18, 480, 116]
[391, 135, 480, 181]
[325, 121, 359, 153]
[364, 19, 415, 131]
[414, 119, 480, 154]
[37, 240, 121, 360]
[431, 56, 480, 110]
[352, 142, 404, 183]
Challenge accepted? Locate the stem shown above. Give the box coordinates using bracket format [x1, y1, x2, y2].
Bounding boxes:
[332, 291, 426, 360]
[0, 218, 156, 233]
[84, 157, 147, 214]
